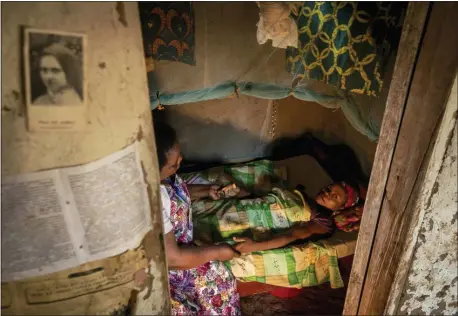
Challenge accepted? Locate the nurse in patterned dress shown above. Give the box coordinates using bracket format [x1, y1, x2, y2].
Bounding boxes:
[154, 121, 241, 315]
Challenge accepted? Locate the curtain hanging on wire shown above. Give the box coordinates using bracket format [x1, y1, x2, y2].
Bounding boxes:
[141, 2, 397, 142]
[286, 2, 406, 97]
[148, 79, 380, 142]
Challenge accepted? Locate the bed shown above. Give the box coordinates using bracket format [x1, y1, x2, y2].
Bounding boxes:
[180, 153, 358, 295]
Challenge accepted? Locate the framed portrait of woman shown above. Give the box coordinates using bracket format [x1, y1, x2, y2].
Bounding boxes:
[24, 28, 88, 132]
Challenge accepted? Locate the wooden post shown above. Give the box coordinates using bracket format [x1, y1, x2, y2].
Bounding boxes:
[358, 2, 458, 314]
[343, 2, 430, 314]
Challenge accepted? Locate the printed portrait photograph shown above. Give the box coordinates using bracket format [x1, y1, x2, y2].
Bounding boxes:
[25, 29, 86, 106]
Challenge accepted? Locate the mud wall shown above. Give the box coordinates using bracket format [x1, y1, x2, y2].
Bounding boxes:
[2, 2, 169, 314]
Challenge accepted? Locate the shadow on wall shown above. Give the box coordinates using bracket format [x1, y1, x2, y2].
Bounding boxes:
[266, 132, 369, 185]
[152, 109, 267, 165]
[152, 108, 369, 187]
[272, 96, 378, 177]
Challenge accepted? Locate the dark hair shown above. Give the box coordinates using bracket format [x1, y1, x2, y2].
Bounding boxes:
[153, 121, 178, 169]
[342, 179, 359, 192]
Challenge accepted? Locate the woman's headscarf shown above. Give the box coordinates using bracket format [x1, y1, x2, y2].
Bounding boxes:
[342, 182, 360, 209]
[41, 43, 83, 98]
[334, 182, 364, 232]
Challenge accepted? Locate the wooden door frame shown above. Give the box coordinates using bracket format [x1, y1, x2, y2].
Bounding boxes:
[343, 2, 458, 315]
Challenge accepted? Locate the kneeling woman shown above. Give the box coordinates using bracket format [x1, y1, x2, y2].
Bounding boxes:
[155, 122, 241, 315]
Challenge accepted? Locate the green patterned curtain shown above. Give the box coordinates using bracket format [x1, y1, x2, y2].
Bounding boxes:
[286, 2, 406, 97]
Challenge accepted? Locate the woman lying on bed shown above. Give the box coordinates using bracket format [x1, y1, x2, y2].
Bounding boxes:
[186, 131, 367, 251]
[231, 181, 362, 254]
[189, 167, 364, 252]
[171, 128, 366, 289]
[189, 172, 364, 289]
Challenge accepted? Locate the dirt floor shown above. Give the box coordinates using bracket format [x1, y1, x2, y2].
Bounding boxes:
[240, 283, 347, 315]
[239, 256, 353, 315]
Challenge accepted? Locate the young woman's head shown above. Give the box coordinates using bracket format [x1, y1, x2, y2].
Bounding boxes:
[154, 121, 182, 180]
[39, 43, 82, 97]
[315, 181, 360, 211]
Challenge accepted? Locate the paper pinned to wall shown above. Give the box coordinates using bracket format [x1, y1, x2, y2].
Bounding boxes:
[24, 28, 88, 132]
[1, 142, 152, 282]
[1, 249, 149, 315]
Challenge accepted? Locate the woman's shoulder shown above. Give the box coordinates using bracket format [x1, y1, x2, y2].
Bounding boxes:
[33, 94, 52, 105]
[60, 88, 83, 105]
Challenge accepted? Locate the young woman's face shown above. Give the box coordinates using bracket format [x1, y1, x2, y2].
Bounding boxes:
[315, 183, 347, 211]
[39, 55, 68, 93]
[160, 143, 182, 180]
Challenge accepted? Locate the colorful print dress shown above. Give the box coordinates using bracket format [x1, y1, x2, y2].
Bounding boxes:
[163, 175, 240, 315]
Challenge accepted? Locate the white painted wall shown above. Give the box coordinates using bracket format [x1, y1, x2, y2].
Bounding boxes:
[2, 2, 169, 314]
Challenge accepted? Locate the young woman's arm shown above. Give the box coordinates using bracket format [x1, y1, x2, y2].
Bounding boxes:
[234, 221, 329, 253]
[186, 184, 215, 200]
[164, 232, 238, 269]
[216, 173, 251, 198]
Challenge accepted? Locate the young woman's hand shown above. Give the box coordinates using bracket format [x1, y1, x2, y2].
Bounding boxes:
[233, 237, 258, 254]
[215, 244, 239, 261]
[209, 185, 222, 201]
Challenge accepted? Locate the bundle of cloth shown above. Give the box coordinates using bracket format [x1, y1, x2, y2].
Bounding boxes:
[181, 159, 365, 289]
[256, 2, 302, 49]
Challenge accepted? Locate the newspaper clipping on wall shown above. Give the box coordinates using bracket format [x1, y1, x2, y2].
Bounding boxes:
[1, 142, 152, 282]
[1, 249, 150, 315]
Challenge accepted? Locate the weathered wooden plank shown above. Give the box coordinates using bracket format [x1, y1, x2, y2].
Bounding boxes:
[385, 77, 458, 315]
[358, 2, 458, 314]
[342, 3, 430, 315]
